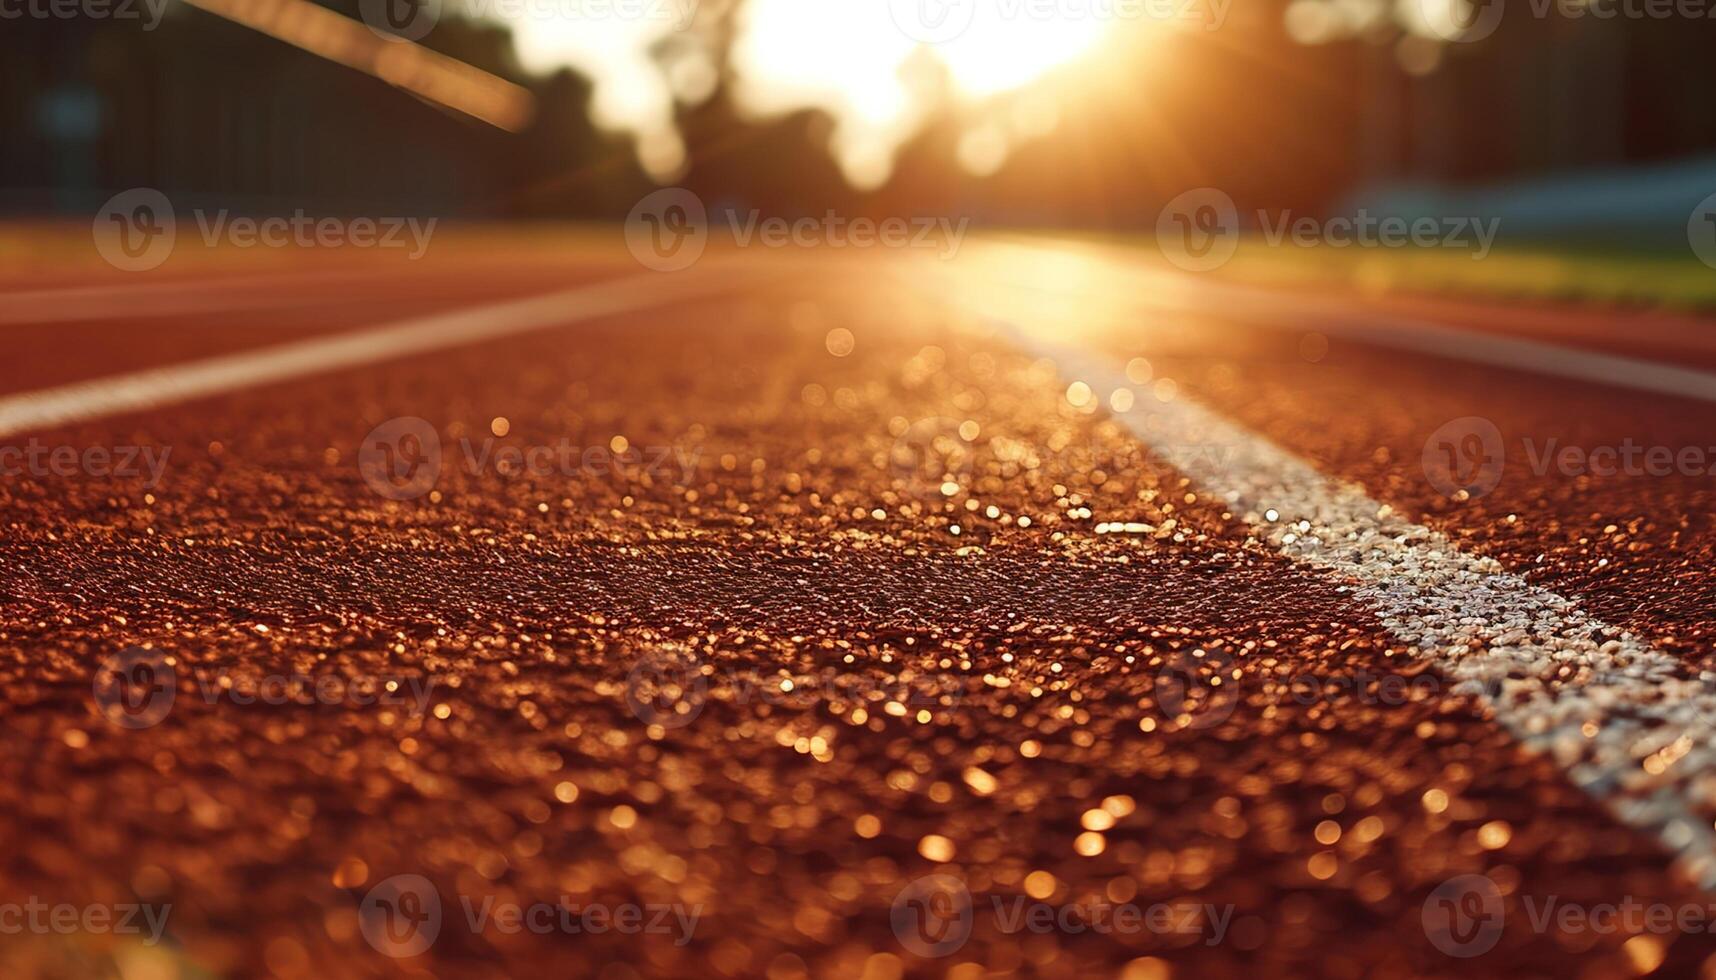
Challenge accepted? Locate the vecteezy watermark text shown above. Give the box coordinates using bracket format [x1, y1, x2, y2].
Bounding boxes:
[1153, 649, 1495, 731]
[886, 415, 1241, 502]
[0, 898, 171, 945]
[357, 417, 701, 501]
[891, 874, 1233, 957]
[1423, 872, 1716, 958]
[94, 188, 437, 272]
[0, 0, 166, 27]
[358, 0, 696, 43]
[93, 645, 436, 729]
[461, 896, 700, 945]
[463, 0, 695, 27]
[887, 0, 1229, 45]
[358, 874, 700, 958]
[626, 648, 964, 729]
[1, 440, 170, 487]
[1422, 416, 1716, 501]
[1417, 0, 1716, 44]
[625, 188, 969, 271]
[1155, 188, 1500, 272]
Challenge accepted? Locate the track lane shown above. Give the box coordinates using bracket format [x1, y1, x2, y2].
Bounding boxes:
[943, 243, 1716, 671]
[0, 258, 645, 396]
[3, 254, 1711, 977]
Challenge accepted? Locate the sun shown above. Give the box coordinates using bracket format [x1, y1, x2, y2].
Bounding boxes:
[730, 0, 1129, 186]
[935, 6, 1112, 98]
[490, 0, 1136, 185]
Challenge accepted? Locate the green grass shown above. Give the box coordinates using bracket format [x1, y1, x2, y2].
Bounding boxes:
[1218, 239, 1716, 312]
[1032, 228, 1716, 312]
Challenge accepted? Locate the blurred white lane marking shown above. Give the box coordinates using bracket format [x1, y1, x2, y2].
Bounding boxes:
[989, 238, 1716, 404]
[0, 269, 733, 440]
[1153, 277, 1716, 405]
[0, 269, 412, 325]
[986, 317, 1716, 889]
[0, 267, 379, 322]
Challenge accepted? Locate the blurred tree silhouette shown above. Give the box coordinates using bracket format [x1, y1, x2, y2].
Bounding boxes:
[4, 0, 1715, 222]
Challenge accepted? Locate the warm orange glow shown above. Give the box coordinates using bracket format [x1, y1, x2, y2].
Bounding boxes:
[496, 0, 1142, 187]
[937, 12, 1108, 98]
[727, 0, 1126, 187]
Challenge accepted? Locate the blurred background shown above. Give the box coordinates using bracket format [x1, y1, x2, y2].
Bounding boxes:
[9, 8, 1716, 979]
[6, 0, 1716, 296]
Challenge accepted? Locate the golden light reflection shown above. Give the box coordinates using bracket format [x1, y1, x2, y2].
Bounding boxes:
[923, 239, 1144, 343]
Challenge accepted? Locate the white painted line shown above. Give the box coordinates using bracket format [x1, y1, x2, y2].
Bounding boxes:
[986, 239, 1716, 405]
[1158, 277, 1716, 405]
[924, 273, 1716, 887]
[0, 268, 412, 326]
[0, 268, 735, 440]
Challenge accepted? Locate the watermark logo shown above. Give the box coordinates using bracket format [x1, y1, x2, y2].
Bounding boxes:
[1422, 416, 1505, 500]
[888, 0, 979, 42]
[359, 417, 444, 501]
[92, 645, 436, 728]
[1414, 0, 1503, 42]
[1156, 188, 1239, 273]
[359, 0, 441, 40]
[462, 896, 699, 944]
[94, 191, 437, 270]
[361, 0, 695, 40]
[1425, 876, 1716, 958]
[1520, 893, 1716, 938]
[1690, 192, 1716, 270]
[888, 416, 979, 500]
[1156, 189, 1501, 272]
[359, 875, 699, 955]
[360, 874, 443, 958]
[625, 648, 708, 729]
[477, 0, 696, 28]
[1423, 419, 1716, 498]
[1158, 665, 1498, 733]
[94, 188, 176, 272]
[623, 649, 961, 728]
[887, 425, 1241, 506]
[891, 875, 1234, 956]
[1422, 0, 1716, 40]
[991, 896, 1233, 943]
[624, 189, 969, 271]
[92, 646, 176, 730]
[1422, 873, 1505, 957]
[626, 188, 708, 272]
[1152, 649, 1240, 729]
[888, 0, 1227, 42]
[357, 417, 699, 500]
[1283, 669, 1491, 706]
[891, 875, 974, 957]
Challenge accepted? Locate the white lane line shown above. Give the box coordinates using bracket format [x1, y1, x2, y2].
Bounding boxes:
[0, 268, 419, 326]
[0, 268, 732, 440]
[932, 284, 1716, 886]
[1149, 277, 1716, 405]
[987, 239, 1716, 405]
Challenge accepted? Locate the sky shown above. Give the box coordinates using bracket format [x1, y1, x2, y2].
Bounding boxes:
[475, 0, 1429, 186]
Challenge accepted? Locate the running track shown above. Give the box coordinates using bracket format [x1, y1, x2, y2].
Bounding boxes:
[3, 231, 1716, 978]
